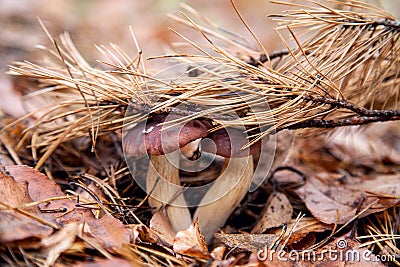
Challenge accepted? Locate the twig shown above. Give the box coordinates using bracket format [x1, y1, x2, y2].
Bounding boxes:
[282, 115, 400, 131]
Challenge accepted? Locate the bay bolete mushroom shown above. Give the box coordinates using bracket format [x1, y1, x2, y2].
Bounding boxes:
[123, 113, 260, 240]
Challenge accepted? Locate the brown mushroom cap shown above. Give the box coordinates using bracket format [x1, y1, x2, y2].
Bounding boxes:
[202, 127, 261, 158]
[123, 114, 260, 158]
[123, 114, 212, 157]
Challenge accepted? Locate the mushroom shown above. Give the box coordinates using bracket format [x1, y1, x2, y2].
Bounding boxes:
[123, 114, 260, 240]
[124, 114, 212, 232]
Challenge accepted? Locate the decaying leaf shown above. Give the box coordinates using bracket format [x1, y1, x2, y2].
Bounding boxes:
[215, 233, 278, 252]
[41, 223, 79, 266]
[327, 124, 400, 168]
[149, 208, 176, 247]
[295, 177, 365, 224]
[2, 165, 131, 253]
[251, 192, 293, 234]
[270, 217, 333, 248]
[295, 174, 400, 225]
[0, 168, 54, 242]
[210, 245, 226, 261]
[129, 224, 159, 244]
[6, 165, 85, 225]
[208, 247, 237, 267]
[173, 218, 211, 259]
[356, 174, 400, 216]
[84, 214, 131, 251]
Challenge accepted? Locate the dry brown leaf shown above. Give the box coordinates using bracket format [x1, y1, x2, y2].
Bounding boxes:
[208, 257, 237, 267]
[76, 181, 108, 218]
[0, 168, 32, 207]
[3, 165, 131, 252]
[5, 165, 88, 225]
[271, 217, 332, 247]
[173, 218, 211, 259]
[0, 168, 54, 242]
[356, 174, 400, 216]
[295, 174, 400, 225]
[327, 124, 400, 168]
[208, 247, 237, 267]
[128, 224, 159, 244]
[271, 169, 304, 185]
[295, 177, 369, 224]
[84, 214, 131, 251]
[41, 223, 79, 266]
[149, 208, 176, 247]
[289, 232, 316, 251]
[215, 233, 278, 252]
[210, 245, 226, 261]
[252, 192, 293, 234]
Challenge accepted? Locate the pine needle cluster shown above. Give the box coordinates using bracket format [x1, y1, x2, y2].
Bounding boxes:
[5, 0, 400, 168]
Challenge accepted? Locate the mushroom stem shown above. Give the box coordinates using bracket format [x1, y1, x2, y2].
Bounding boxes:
[193, 155, 254, 242]
[146, 150, 192, 232]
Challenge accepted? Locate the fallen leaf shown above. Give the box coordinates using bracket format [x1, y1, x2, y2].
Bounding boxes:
[295, 174, 400, 225]
[128, 224, 158, 244]
[270, 217, 332, 248]
[41, 223, 78, 266]
[84, 214, 131, 251]
[356, 174, 400, 216]
[0, 167, 32, 207]
[150, 208, 176, 247]
[5, 165, 85, 225]
[75, 181, 108, 218]
[289, 232, 316, 251]
[295, 177, 368, 224]
[4, 165, 131, 252]
[327, 124, 400, 168]
[215, 233, 278, 252]
[271, 169, 304, 185]
[0, 168, 53, 242]
[251, 192, 293, 234]
[208, 257, 237, 267]
[210, 245, 226, 261]
[173, 218, 210, 259]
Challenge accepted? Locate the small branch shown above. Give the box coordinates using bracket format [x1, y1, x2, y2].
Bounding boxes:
[281, 115, 400, 131]
[343, 18, 400, 33]
[297, 95, 400, 117]
[128, 101, 238, 121]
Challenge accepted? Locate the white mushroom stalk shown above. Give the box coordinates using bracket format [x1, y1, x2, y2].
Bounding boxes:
[146, 151, 192, 232]
[194, 156, 254, 242]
